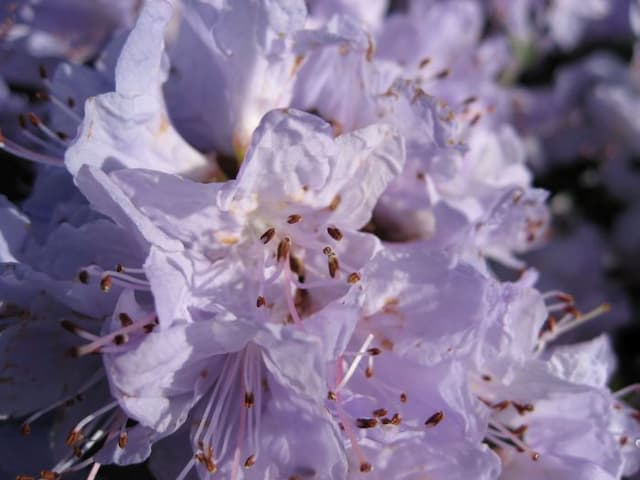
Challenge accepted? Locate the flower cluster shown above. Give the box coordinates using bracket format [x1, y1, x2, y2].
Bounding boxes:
[0, 1, 639, 479]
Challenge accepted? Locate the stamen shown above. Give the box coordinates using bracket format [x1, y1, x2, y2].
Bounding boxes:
[277, 237, 291, 262]
[424, 411, 444, 427]
[0, 130, 64, 166]
[244, 454, 256, 468]
[372, 408, 388, 417]
[356, 418, 378, 429]
[359, 462, 372, 473]
[335, 334, 375, 391]
[328, 195, 341, 211]
[260, 228, 276, 244]
[256, 296, 266, 308]
[347, 272, 361, 284]
[286, 214, 302, 224]
[327, 226, 343, 241]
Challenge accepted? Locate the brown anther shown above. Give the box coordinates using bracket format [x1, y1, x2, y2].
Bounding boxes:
[100, 275, 112, 292]
[287, 214, 302, 224]
[60, 319, 79, 334]
[39, 471, 60, 480]
[67, 97, 76, 108]
[56, 131, 69, 141]
[328, 255, 339, 278]
[118, 432, 128, 448]
[390, 413, 402, 426]
[356, 418, 378, 429]
[118, 312, 133, 327]
[277, 237, 291, 262]
[66, 430, 83, 446]
[20, 423, 31, 435]
[244, 391, 255, 408]
[38, 64, 48, 79]
[115, 263, 124, 272]
[327, 226, 343, 241]
[327, 391, 337, 401]
[67, 346, 80, 358]
[322, 246, 333, 255]
[400, 392, 407, 403]
[78, 270, 90, 284]
[435, 68, 450, 79]
[35, 91, 50, 101]
[244, 454, 256, 468]
[328, 194, 341, 211]
[511, 424, 529, 436]
[359, 462, 372, 473]
[347, 272, 361, 284]
[418, 57, 431, 68]
[620, 435, 629, 446]
[27, 112, 41, 126]
[16, 476, 35, 480]
[531, 452, 540, 461]
[260, 227, 276, 244]
[364, 366, 373, 378]
[195, 453, 218, 473]
[470, 113, 482, 126]
[289, 255, 305, 279]
[425, 410, 444, 427]
[0, 128, 4, 144]
[114, 334, 128, 345]
[367, 347, 381, 356]
[372, 408, 388, 418]
[256, 295, 266, 308]
[143, 323, 156, 333]
[513, 402, 535, 415]
[482, 374, 492, 382]
[492, 400, 510, 411]
[18, 114, 27, 129]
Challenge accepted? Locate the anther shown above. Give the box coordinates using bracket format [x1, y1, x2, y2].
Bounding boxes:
[287, 214, 302, 224]
[492, 400, 510, 411]
[328, 194, 341, 211]
[118, 432, 128, 448]
[390, 413, 402, 426]
[244, 454, 256, 468]
[100, 275, 112, 292]
[419, 57, 431, 68]
[38, 64, 48, 79]
[66, 430, 83, 446]
[425, 411, 444, 427]
[327, 226, 343, 241]
[513, 402, 535, 415]
[244, 391, 255, 408]
[531, 452, 540, 461]
[400, 393, 407, 403]
[18, 114, 27, 129]
[482, 374, 492, 382]
[260, 227, 276, 244]
[356, 418, 378, 429]
[113, 334, 128, 345]
[35, 91, 50, 101]
[78, 270, 89, 284]
[328, 255, 339, 278]
[256, 296, 266, 308]
[40, 471, 60, 480]
[372, 408, 388, 418]
[119, 313, 133, 327]
[27, 112, 41, 126]
[367, 347, 381, 356]
[60, 320, 80, 334]
[67, 97, 75, 108]
[347, 272, 361, 284]
[359, 462, 372, 473]
[327, 391, 337, 401]
[21, 423, 31, 435]
[322, 246, 333, 255]
[277, 237, 291, 262]
[364, 366, 373, 378]
[115, 263, 124, 273]
[16, 476, 35, 480]
[470, 113, 482, 126]
[435, 68, 450, 79]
